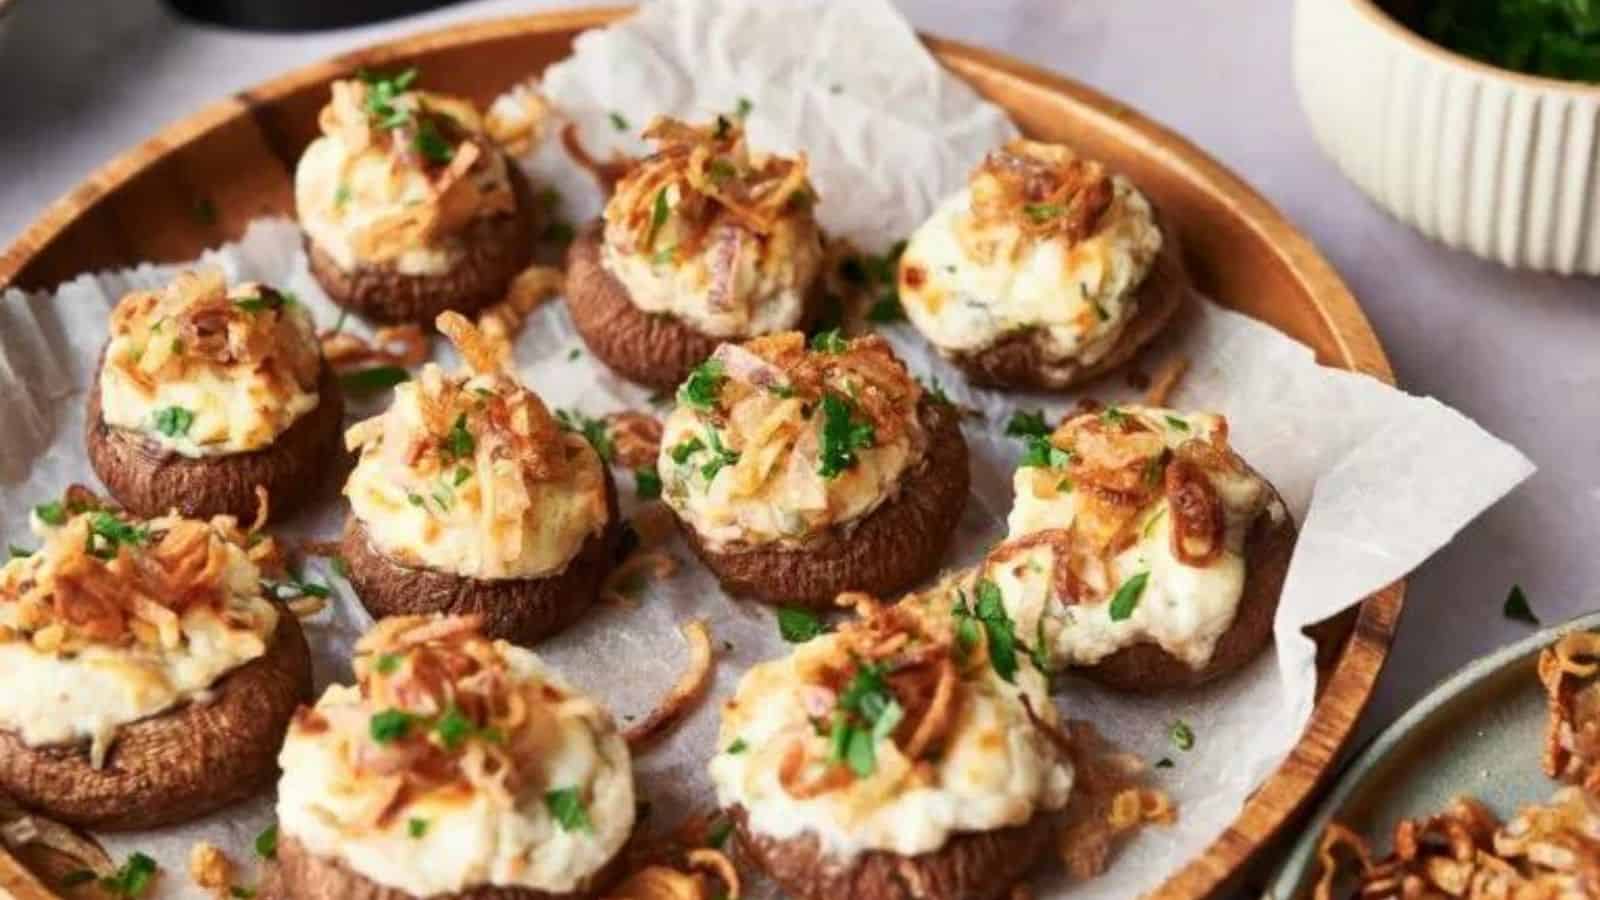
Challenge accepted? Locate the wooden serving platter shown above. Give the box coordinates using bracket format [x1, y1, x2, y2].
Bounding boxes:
[0, 7, 1404, 898]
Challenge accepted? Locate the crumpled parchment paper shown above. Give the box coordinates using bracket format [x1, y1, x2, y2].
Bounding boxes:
[0, 1, 1534, 897]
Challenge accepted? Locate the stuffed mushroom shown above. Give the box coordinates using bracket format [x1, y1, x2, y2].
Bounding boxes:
[0, 490, 313, 830]
[709, 593, 1074, 900]
[566, 117, 827, 389]
[983, 405, 1296, 690]
[898, 139, 1189, 390]
[268, 613, 635, 899]
[657, 331, 968, 608]
[85, 268, 343, 524]
[340, 313, 619, 644]
[296, 69, 537, 324]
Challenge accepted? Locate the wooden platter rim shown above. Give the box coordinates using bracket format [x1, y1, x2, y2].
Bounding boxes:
[0, 8, 1405, 899]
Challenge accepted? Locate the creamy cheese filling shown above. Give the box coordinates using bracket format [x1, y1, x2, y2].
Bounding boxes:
[98, 283, 322, 458]
[709, 612, 1073, 859]
[599, 211, 823, 339]
[276, 644, 633, 896]
[899, 175, 1161, 367]
[0, 515, 278, 754]
[994, 409, 1281, 670]
[344, 368, 609, 581]
[295, 82, 516, 277]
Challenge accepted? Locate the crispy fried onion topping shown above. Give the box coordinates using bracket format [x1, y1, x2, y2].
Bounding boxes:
[319, 79, 515, 255]
[484, 80, 555, 157]
[609, 116, 815, 259]
[0, 791, 116, 884]
[343, 315, 601, 570]
[604, 811, 742, 900]
[606, 411, 664, 470]
[778, 602, 965, 799]
[107, 268, 319, 400]
[478, 265, 564, 348]
[1052, 717, 1175, 881]
[1540, 631, 1600, 794]
[1007, 410, 1248, 603]
[970, 139, 1115, 246]
[1312, 788, 1600, 899]
[325, 614, 605, 827]
[697, 332, 925, 502]
[624, 620, 715, 748]
[319, 323, 431, 373]
[0, 487, 284, 652]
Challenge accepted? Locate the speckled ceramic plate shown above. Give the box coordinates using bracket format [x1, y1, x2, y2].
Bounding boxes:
[1268, 609, 1600, 899]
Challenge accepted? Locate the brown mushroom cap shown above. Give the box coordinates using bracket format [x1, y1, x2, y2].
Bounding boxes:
[563, 221, 824, 390]
[676, 397, 969, 609]
[85, 360, 346, 526]
[263, 832, 618, 900]
[339, 469, 621, 645]
[1075, 477, 1298, 691]
[730, 804, 1054, 900]
[946, 217, 1188, 391]
[0, 605, 313, 831]
[306, 160, 538, 326]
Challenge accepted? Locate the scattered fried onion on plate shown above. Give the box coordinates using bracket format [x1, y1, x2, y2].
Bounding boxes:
[624, 620, 715, 748]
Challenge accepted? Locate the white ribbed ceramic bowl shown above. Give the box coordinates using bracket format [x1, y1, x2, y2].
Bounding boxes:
[1293, 0, 1600, 275]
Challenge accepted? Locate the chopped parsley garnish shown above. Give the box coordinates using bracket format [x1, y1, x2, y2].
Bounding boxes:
[828, 661, 903, 777]
[542, 221, 576, 245]
[444, 413, 475, 459]
[734, 96, 754, 118]
[919, 375, 951, 407]
[817, 392, 874, 479]
[231, 887, 256, 899]
[810, 329, 848, 353]
[1108, 571, 1150, 622]
[408, 818, 429, 838]
[369, 709, 416, 744]
[669, 435, 705, 464]
[1005, 409, 1051, 439]
[608, 110, 629, 131]
[255, 823, 279, 859]
[413, 117, 455, 164]
[358, 66, 420, 131]
[233, 291, 285, 313]
[708, 158, 738, 181]
[567, 348, 582, 362]
[706, 816, 735, 849]
[1164, 415, 1190, 431]
[972, 579, 1020, 682]
[653, 246, 676, 265]
[100, 852, 158, 898]
[33, 501, 66, 526]
[1155, 757, 1175, 769]
[647, 186, 671, 248]
[679, 359, 726, 410]
[545, 787, 593, 832]
[331, 555, 351, 579]
[375, 652, 404, 675]
[1504, 584, 1540, 626]
[1019, 435, 1072, 469]
[866, 294, 905, 323]
[152, 404, 194, 439]
[453, 466, 471, 486]
[8, 544, 31, 559]
[634, 466, 662, 500]
[87, 513, 150, 558]
[406, 493, 425, 507]
[433, 705, 477, 750]
[1101, 406, 1127, 426]
[266, 578, 331, 601]
[1023, 202, 1063, 223]
[339, 365, 411, 393]
[555, 409, 615, 462]
[777, 606, 827, 643]
[334, 184, 351, 208]
[1170, 719, 1196, 752]
[726, 737, 749, 754]
[699, 428, 740, 481]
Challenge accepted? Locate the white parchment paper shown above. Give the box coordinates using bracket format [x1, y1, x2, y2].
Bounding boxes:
[0, 1, 1534, 897]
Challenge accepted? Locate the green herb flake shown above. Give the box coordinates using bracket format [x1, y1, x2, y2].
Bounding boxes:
[375, 653, 404, 675]
[726, 737, 749, 754]
[865, 294, 905, 323]
[734, 96, 754, 119]
[542, 221, 577, 245]
[1108, 571, 1150, 622]
[339, 365, 411, 393]
[369, 709, 416, 744]
[973, 579, 1020, 682]
[334, 184, 351, 208]
[445, 413, 475, 459]
[706, 816, 735, 849]
[1005, 409, 1051, 439]
[1102, 406, 1127, 426]
[810, 329, 849, 354]
[679, 359, 727, 410]
[1504, 584, 1540, 626]
[1170, 719, 1196, 752]
[555, 409, 616, 463]
[152, 406, 194, 438]
[708, 158, 738, 181]
[1023, 202, 1062, 223]
[653, 245, 677, 265]
[33, 500, 66, 526]
[232, 292, 285, 313]
[413, 117, 455, 165]
[545, 787, 593, 832]
[1155, 757, 1175, 769]
[777, 606, 827, 643]
[919, 375, 951, 407]
[101, 852, 158, 898]
[634, 466, 663, 500]
[255, 823, 279, 859]
[817, 392, 875, 479]
[231, 887, 257, 899]
[647, 186, 671, 248]
[699, 427, 740, 480]
[8, 543, 32, 559]
[453, 466, 471, 486]
[408, 817, 429, 838]
[670, 436, 705, 465]
[1164, 415, 1190, 432]
[87, 512, 150, 558]
[567, 348, 582, 362]
[433, 705, 476, 750]
[609, 111, 630, 131]
[1019, 435, 1073, 469]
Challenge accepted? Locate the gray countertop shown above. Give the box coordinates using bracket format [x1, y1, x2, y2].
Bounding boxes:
[2, 0, 1596, 868]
